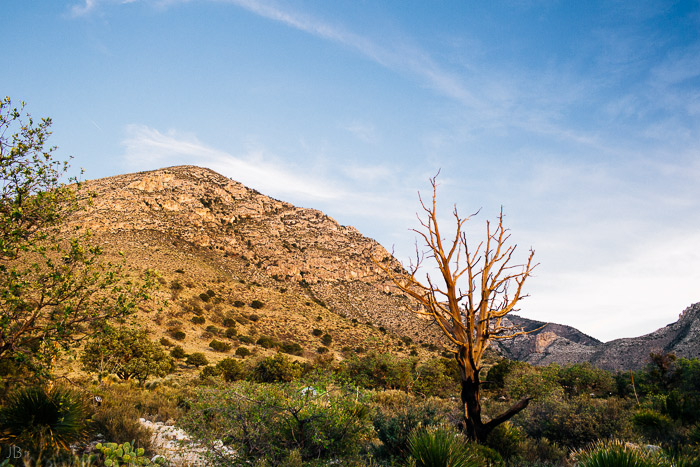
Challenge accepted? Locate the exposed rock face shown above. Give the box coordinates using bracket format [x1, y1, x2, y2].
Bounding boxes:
[497, 303, 700, 371]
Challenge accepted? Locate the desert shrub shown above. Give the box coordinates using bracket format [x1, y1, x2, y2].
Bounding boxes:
[558, 362, 616, 397]
[0, 386, 90, 461]
[249, 314, 261, 322]
[223, 318, 237, 327]
[408, 425, 490, 467]
[225, 327, 238, 339]
[210, 339, 232, 352]
[517, 394, 635, 449]
[170, 345, 186, 359]
[256, 335, 278, 349]
[205, 325, 221, 336]
[159, 337, 174, 347]
[239, 335, 254, 344]
[200, 365, 222, 380]
[91, 392, 153, 453]
[186, 352, 209, 368]
[235, 347, 251, 358]
[312, 328, 323, 337]
[321, 333, 333, 346]
[281, 342, 304, 356]
[413, 357, 460, 398]
[199, 292, 210, 302]
[178, 379, 373, 464]
[170, 329, 186, 341]
[317, 346, 329, 354]
[81, 327, 173, 386]
[372, 395, 446, 462]
[250, 300, 264, 309]
[233, 300, 245, 308]
[341, 352, 414, 391]
[633, 408, 677, 444]
[170, 280, 183, 291]
[206, 289, 216, 297]
[191, 315, 205, 325]
[236, 315, 250, 325]
[251, 353, 304, 383]
[217, 357, 246, 382]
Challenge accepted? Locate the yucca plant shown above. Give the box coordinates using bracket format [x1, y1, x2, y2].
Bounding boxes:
[408, 425, 481, 467]
[571, 439, 674, 467]
[0, 385, 90, 461]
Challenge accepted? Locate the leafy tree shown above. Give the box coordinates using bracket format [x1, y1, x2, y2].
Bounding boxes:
[81, 327, 173, 385]
[373, 175, 537, 442]
[251, 352, 304, 383]
[185, 352, 208, 368]
[0, 97, 152, 380]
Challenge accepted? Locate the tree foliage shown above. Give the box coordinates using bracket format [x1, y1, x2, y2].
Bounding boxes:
[81, 326, 173, 385]
[0, 97, 153, 380]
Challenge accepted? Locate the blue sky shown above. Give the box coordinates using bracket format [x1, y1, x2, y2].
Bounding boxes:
[3, 0, 700, 341]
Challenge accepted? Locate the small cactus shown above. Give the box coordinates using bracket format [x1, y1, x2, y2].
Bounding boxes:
[96, 440, 165, 466]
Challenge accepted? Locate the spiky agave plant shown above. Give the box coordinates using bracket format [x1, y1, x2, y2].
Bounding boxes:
[571, 439, 674, 467]
[0, 385, 90, 461]
[408, 425, 481, 467]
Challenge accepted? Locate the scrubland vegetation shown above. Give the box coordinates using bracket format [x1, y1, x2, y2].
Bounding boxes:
[2, 349, 700, 466]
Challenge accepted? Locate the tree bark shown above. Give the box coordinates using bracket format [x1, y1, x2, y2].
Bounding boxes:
[460, 365, 532, 443]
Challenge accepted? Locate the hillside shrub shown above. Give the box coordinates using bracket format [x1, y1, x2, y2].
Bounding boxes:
[571, 439, 673, 467]
[250, 300, 264, 309]
[239, 335, 254, 344]
[210, 339, 232, 352]
[81, 327, 173, 386]
[317, 346, 329, 354]
[225, 327, 238, 339]
[205, 325, 221, 336]
[312, 329, 323, 337]
[235, 347, 251, 358]
[281, 342, 304, 356]
[217, 357, 246, 382]
[321, 333, 333, 346]
[341, 352, 414, 391]
[223, 318, 237, 327]
[170, 329, 186, 341]
[233, 300, 245, 308]
[191, 316, 205, 325]
[199, 293, 210, 302]
[200, 365, 221, 380]
[186, 353, 209, 368]
[252, 353, 303, 383]
[159, 337, 174, 347]
[170, 345, 186, 359]
[256, 335, 278, 349]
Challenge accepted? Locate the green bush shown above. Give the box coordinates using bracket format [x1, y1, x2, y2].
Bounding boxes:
[179, 379, 373, 464]
[252, 353, 303, 383]
[217, 357, 246, 382]
[256, 335, 278, 349]
[312, 329, 323, 337]
[170, 345, 187, 359]
[281, 342, 304, 356]
[186, 352, 209, 368]
[225, 327, 238, 339]
[235, 347, 251, 358]
[372, 395, 446, 462]
[223, 318, 237, 327]
[340, 352, 414, 391]
[95, 441, 163, 466]
[571, 439, 672, 467]
[239, 335, 255, 344]
[199, 292, 210, 302]
[250, 300, 265, 309]
[159, 337, 174, 347]
[170, 329, 186, 341]
[81, 327, 173, 386]
[233, 300, 245, 308]
[205, 325, 221, 336]
[191, 316, 205, 325]
[210, 339, 232, 352]
[633, 408, 677, 444]
[321, 333, 333, 346]
[0, 386, 89, 461]
[200, 365, 222, 380]
[249, 313, 261, 321]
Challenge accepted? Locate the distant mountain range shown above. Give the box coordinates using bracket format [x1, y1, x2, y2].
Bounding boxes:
[68, 166, 699, 371]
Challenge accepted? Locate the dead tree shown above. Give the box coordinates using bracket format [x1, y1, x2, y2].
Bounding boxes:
[373, 175, 538, 442]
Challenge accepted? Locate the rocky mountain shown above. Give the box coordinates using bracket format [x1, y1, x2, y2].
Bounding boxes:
[497, 302, 700, 371]
[65, 165, 698, 371]
[65, 165, 443, 366]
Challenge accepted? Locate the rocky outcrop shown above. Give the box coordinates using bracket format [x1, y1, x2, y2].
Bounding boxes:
[496, 303, 700, 371]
